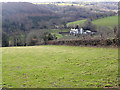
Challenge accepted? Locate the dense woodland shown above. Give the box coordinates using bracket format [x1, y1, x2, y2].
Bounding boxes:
[2, 2, 118, 47]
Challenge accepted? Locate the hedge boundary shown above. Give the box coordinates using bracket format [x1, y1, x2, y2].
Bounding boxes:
[47, 38, 120, 47]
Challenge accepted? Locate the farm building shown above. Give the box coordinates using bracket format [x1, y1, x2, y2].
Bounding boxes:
[70, 26, 97, 35]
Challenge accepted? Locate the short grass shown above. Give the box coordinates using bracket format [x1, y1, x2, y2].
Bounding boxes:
[49, 29, 69, 39]
[2, 45, 118, 88]
[30, 29, 69, 39]
[67, 19, 86, 27]
[67, 16, 118, 27]
[93, 16, 118, 27]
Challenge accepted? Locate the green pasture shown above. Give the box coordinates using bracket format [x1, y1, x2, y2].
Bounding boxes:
[93, 16, 118, 27]
[67, 19, 86, 27]
[49, 29, 69, 39]
[67, 16, 118, 27]
[2, 46, 118, 88]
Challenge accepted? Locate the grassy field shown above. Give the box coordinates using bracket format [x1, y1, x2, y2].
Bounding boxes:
[67, 16, 118, 27]
[93, 16, 118, 27]
[49, 29, 69, 39]
[2, 45, 118, 88]
[30, 29, 69, 39]
[67, 19, 86, 27]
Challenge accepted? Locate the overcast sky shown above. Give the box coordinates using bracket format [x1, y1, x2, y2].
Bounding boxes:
[0, 0, 119, 2]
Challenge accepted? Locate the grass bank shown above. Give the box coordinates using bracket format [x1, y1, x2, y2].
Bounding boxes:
[2, 45, 118, 88]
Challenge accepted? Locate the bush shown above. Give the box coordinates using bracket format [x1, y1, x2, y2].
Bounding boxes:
[47, 38, 120, 47]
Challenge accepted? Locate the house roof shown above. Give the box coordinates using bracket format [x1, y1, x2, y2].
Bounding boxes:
[82, 27, 97, 32]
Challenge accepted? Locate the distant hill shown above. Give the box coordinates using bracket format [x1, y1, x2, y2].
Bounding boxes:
[67, 16, 118, 27]
[2, 2, 116, 33]
[2, 2, 59, 32]
[2, 2, 55, 17]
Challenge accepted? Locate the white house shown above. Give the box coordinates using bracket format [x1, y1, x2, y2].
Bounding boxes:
[80, 28, 83, 34]
[70, 28, 79, 34]
[70, 27, 96, 35]
[70, 28, 84, 35]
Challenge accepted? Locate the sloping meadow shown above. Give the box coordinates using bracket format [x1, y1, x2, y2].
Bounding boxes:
[2, 45, 118, 88]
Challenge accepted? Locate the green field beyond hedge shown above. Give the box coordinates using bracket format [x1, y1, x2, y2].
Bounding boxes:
[93, 16, 118, 26]
[67, 16, 118, 27]
[67, 19, 86, 27]
[2, 46, 118, 88]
